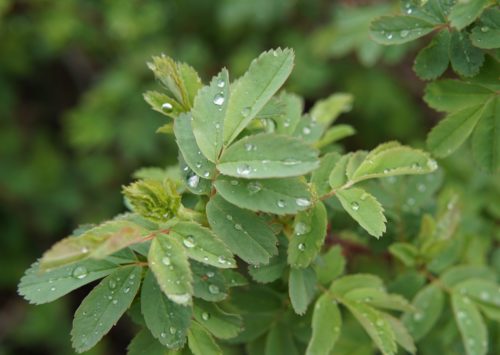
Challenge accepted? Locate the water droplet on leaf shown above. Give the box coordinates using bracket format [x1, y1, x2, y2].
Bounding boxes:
[162, 102, 173, 112]
[183, 236, 196, 248]
[296, 198, 311, 207]
[72, 266, 88, 280]
[213, 93, 225, 106]
[236, 164, 251, 176]
[351, 202, 360, 211]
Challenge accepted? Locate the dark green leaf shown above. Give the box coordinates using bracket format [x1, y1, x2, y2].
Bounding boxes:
[314, 245, 346, 286]
[414, 29, 450, 80]
[289, 267, 317, 315]
[193, 300, 243, 339]
[450, 31, 485, 77]
[187, 322, 222, 355]
[471, 97, 500, 172]
[449, 0, 489, 30]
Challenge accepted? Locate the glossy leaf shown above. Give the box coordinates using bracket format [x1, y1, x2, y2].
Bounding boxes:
[218, 133, 319, 179]
[206, 195, 277, 265]
[191, 261, 228, 302]
[71, 266, 142, 352]
[424, 80, 493, 113]
[310, 93, 353, 127]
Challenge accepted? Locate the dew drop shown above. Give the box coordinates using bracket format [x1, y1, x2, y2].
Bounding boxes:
[481, 26, 489, 32]
[230, 180, 239, 186]
[480, 292, 490, 301]
[302, 126, 311, 135]
[351, 202, 360, 211]
[283, 119, 291, 128]
[195, 161, 202, 169]
[236, 164, 251, 176]
[72, 266, 88, 280]
[283, 158, 300, 165]
[187, 174, 200, 188]
[226, 214, 233, 221]
[383, 168, 390, 174]
[112, 299, 118, 305]
[162, 257, 171, 266]
[294, 222, 310, 235]
[218, 256, 227, 264]
[213, 93, 225, 106]
[376, 319, 384, 327]
[277, 199, 286, 208]
[81, 247, 89, 254]
[417, 183, 426, 192]
[407, 197, 415, 206]
[202, 312, 210, 321]
[162, 102, 173, 112]
[160, 332, 166, 338]
[183, 236, 196, 249]
[217, 78, 225, 88]
[413, 312, 423, 321]
[203, 171, 210, 178]
[247, 181, 262, 194]
[400, 30, 409, 38]
[169, 327, 177, 335]
[123, 287, 130, 294]
[208, 284, 220, 294]
[108, 279, 117, 290]
[50, 287, 56, 292]
[244, 143, 255, 151]
[241, 107, 251, 117]
[427, 159, 438, 170]
[296, 198, 311, 207]
[234, 224, 243, 230]
[298, 243, 306, 251]
[386, 33, 393, 40]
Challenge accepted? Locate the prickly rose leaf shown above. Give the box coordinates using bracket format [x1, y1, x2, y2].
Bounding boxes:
[470, 8, 500, 49]
[310, 93, 353, 127]
[306, 293, 342, 355]
[190, 261, 228, 302]
[143, 90, 186, 118]
[383, 314, 416, 355]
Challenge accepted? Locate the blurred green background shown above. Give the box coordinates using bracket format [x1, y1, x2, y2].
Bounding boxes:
[3, 0, 496, 354]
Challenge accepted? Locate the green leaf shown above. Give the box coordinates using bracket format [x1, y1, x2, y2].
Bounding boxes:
[191, 261, 228, 302]
[141, 270, 192, 349]
[336, 188, 387, 238]
[218, 133, 319, 179]
[383, 314, 416, 355]
[288, 267, 317, 315]
[18, 259, 119, 305]
[71, 266, 142, 353]
[344, 287, 413, 312]
[343, 300, 397, 355]
[214, 175, 311, 215]
[345, 151, 368, 180]
[452, 292, 488, 355]
[330, 274, 384, 296]
[311, 152, 342, 197]
[449, 0, 489, 30]
[471, 97, 500, 172]
[127, 330, 171, 355]
[143, 90, 186, 119]
[427, 104, 486, 157]
[223, 48, 294, 145]
[206, 195, 278, 265]
[328, 154, 350, 189]
[454, 279, 500, 307]
[170, 222, 236, 268]
[310, 93, 353, 127]
[293, 114, 324, 143]
[174, 112, 216, 179]
[287, 202, 328, 268]
[191, 69, 229, 162]
[314, 245, 346, 286]
[306, 293, 342, 355]
[450, 31, 485, 77]
[414, 29, 450, 80]
[389, 242, 419, 267]
[40, 218, 150, 270]
[350, 144, 437, 182]
[193, 300, 243, 339]
[149, 234, 193, 305]
[440, 265, 496, 288]
[402, 283, 444, 341]
[424, 79, 493, 113]
[179, 155, 211, 195]
[249, 235, 287, 283]
[470, 8, 500, 49]
[370, 15, 436, 45]
[316, 124, 356, 148]
[187, 322, 222, 355]
[264, 323, 299, 355]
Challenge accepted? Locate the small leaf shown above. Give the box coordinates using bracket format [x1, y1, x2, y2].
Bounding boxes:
[389, 242, 419, 267]
[149, 234, 193, 305]
[143, 91, 186, 119]
[170, 222, 236, 268]
[127, 330, 170, 355]
[18, 259, 119, 305]
[370, 15, 436, 45]
[206, 195, 278, 265]
[427, 104, 485, 157]
[343, 300, 397, 355]
[306, 293, 342, 355]
[470, 8, 500, 49]
[440, 265, 496, 288]
[316, 124, 356, 148]
[452, 292, 488, 355]
[223, 48, 294, 145]
[314, 245, 346, 286]
[193, 300, 243, 339]
[249, 235, 288, 284]
[471, 97, 500, 172]
[191, 261, 228, 302]
[293, 114, 324, 143]
[402, 283, 444, 341]
[191, 69, 230, 162]
[264, 323, 299, 355]
[141, 270, 192, 349]
[174, 112, 216, 179]
[214, 175, 312, 215]
[187, 322, 223, 355]
[336, 188, 387, 238]
[383, 314, 416, 355]
[310, 93, 353, 127]
[414, 29, 450, 80]
[311, 152, 342, 197]
[453, 279, 500, 308]
[328, 154, 350, 189]
[71, 266, 142, 353]
[449, 31, 485, 77]
[218, 133, 319, 179]
[449, 0, 489, 30]
[288, 267, 317, 315]
[330, 274, 384, 296]
[344, 287, 413, 312]
[287, 202, 328, 268]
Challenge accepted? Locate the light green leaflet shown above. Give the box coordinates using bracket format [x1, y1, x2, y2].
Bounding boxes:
[191, 69, 229, 162]
[193, 300, 243, 339]
[288, 267, 316, 315]
[310, 93, 353, 127]
[18, 259, 119, 305]
[223, 48, 294, 145]
[424, 80, 493, 113]
[143, 90, 186, 119]
[314, 245, 345, 286]
[343, 299, 397, 355]
[402, 283, 444, 341]
[170, 222, 236, 269]
[452, 292, 488, 355]
[287, 202, 327, 268]
[449, 0, 489, 30]
[370, 16, 436, 45]
[330, 274, 384, 296]
[40, 218, 150, 270]
[174, 112, 216, 179]
[306, 293, 342, 355]
[206, 195, 277, 265]
[336, 188, 387, 238]
[471, 97, 500, 172]
[470, 8, 500, 49]
[344, 287, 413, 312]
[218, 133, 319, 179]
[187, 322, 222, 355]
[383, 314, 416, 355]
[149, 233, 193, 305]
[311, 152, 342, 196]
[71, 266, 142, 353]
[141, 270, 192, 349]
[214, 175, 311, 215]
[453, 279, 500, 307]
